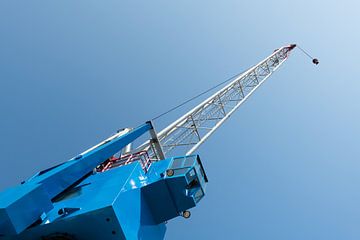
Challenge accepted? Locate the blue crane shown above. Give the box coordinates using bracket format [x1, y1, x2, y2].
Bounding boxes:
[0, 44, 297, 240]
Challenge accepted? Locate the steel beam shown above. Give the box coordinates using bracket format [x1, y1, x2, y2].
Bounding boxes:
[145, 45, 296, 157]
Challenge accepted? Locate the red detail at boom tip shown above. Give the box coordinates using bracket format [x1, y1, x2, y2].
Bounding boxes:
[288, 44, 297, 50]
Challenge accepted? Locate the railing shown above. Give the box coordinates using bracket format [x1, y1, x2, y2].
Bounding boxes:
[97, 150, 153, 173]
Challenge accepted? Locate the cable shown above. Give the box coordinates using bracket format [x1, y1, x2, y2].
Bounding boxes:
[152, 44, 318, 121]
[297, 45, 313, 59]
[297, 45, 319, 65]
[151, 70, 245, 121]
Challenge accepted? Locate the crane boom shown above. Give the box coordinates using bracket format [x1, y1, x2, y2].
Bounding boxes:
[146, 44, 296, 158]
[0, 44, 297, 240]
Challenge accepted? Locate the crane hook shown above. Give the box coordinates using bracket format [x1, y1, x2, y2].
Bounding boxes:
[297, 45, 319, 65]
[312, 58, 319, 65]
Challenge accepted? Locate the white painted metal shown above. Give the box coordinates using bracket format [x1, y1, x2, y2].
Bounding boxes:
[77, 128, 132, 158]
[139, 44, 296, 158]
[122, 143, 132, 155]
[186, 56, 287, 155]
[148, 125, 166, 160]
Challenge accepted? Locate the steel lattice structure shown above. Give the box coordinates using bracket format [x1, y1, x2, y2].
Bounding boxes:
[0, 44, 299, 240]
[139, 44, 296, 159]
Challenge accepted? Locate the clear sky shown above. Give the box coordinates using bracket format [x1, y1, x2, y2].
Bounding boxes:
[0, 0, 359, 239]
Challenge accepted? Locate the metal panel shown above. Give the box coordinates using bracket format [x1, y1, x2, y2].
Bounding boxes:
[0, 122, 153, 237]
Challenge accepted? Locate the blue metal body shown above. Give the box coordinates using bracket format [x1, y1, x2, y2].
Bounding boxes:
[0, 122, 207, 240]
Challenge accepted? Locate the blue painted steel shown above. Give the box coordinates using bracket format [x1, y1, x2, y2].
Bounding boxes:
[0, 123, 208, 240]
[0, 123, 151, 236]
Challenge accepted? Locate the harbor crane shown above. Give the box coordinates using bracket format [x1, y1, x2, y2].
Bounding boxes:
[0, 44, 300, 239]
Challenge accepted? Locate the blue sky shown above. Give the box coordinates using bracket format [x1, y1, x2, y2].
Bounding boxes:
[0, 0, 359, 239]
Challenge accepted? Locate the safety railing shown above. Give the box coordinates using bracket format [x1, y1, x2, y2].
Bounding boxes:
[97, 150, 153, 173]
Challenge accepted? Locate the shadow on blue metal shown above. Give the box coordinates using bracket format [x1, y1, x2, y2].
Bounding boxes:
[0, 122, 208, 240]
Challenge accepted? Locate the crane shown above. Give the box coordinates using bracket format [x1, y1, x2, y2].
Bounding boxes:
[0, 44, 297, 240]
